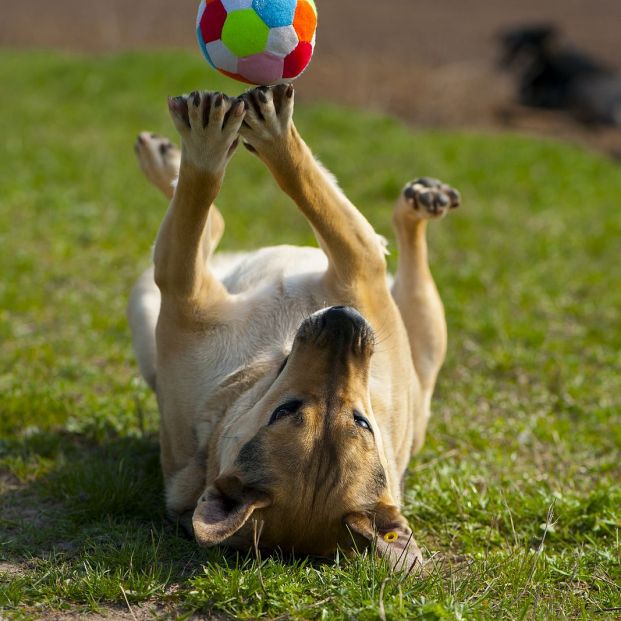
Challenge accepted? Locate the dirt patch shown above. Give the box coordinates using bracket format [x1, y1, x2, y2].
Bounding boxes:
[19, 606, 160, 621]
[1, 1, 620, 155]
[0, 562, 25, 579]
[2, 0, 620, 65]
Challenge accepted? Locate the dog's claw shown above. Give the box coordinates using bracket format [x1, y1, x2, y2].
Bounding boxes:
[238, 84, 295, 158]
[168, 96, 190, 127]
[166, 90, 246, 173]
[159, 141, 174, 156]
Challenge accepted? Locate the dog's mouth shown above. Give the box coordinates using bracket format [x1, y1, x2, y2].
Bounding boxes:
[295, 306, 375, 359]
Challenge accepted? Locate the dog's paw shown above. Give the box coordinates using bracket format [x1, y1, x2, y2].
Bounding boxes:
[239, 84, 295, 157]
[399, 178, 461, 220]
[134, 132, 180, 194]
[168, 91, 246, 174]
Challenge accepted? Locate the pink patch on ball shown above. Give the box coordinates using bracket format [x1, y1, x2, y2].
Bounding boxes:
[283, 41, 313, 79]
[238, 52, 285, 85]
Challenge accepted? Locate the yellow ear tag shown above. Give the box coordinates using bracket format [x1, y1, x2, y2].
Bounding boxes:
[383, 531, 399, 543]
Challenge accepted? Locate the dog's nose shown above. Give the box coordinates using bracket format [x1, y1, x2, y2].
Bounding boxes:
[294, 306, 375, 358]
[319, 306, 374, 355]
[323, 306, 367, 331]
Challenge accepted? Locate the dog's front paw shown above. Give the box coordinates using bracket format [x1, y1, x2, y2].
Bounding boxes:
[239, 84, 295, 158]
[399, 177, 461, 220]
[168, 91, 246, 175]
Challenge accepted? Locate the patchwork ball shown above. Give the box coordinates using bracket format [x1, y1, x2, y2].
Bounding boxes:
[196, 0, 318, 85]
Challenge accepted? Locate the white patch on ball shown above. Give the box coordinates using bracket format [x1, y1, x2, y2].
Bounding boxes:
[267, 26, 300, 58]
[206, 40, 239, 74]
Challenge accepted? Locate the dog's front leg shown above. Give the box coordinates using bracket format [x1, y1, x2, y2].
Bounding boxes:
[240, 86, 387, 295]
[153, 92, 245, 320]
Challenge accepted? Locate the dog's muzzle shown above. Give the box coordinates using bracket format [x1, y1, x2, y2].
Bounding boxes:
[298, 306, 375, 357]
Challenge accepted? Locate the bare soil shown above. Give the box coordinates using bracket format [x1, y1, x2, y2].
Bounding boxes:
[1, 0, 620, 152]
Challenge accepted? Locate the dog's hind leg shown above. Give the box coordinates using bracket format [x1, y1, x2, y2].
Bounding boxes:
[153, 92, 245, 320]
[239, 85, 389, 298]
[133, 131, 226, 256]
[391, 178, 460, 451]
[134, 132, 181, 199]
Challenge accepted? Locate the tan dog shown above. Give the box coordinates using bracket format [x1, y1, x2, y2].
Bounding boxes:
[129, 85, 460, 570]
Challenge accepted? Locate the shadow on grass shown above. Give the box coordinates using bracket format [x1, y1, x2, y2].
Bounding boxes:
[0, 431, 230, 588]
[1, 431, 342, 612]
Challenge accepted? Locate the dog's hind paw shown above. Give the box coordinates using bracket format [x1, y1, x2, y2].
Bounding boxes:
[399, 177, 461, 220]
[135, 132, 180, 195]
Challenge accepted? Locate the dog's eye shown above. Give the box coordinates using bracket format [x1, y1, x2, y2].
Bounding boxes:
[354, 411, 372, 432]
[268, 400, 302, 425]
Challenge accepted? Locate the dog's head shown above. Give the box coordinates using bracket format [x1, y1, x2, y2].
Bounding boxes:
[193, 306, 421, 570]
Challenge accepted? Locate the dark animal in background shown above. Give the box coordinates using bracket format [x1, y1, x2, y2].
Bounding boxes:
[499, 24, 621, 126]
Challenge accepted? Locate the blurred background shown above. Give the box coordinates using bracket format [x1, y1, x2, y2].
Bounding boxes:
[2, 0, 620, 156]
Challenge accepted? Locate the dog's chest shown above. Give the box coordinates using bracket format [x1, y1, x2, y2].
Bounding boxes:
[163, 269, 328, 433]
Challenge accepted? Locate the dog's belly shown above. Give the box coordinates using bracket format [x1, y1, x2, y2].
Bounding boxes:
[203, 245, 333, 393]
[212, 245, 328, 294]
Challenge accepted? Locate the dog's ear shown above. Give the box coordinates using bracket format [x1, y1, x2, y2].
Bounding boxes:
[192, 475, 271, 546]
[345, 502, 423, 572]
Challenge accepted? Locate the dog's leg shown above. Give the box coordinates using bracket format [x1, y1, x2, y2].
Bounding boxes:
[153, 92, 245, 316]
[134, 132, 181, 199]
[134, 130, 226, 256]
[240, 86, 388, 296]
[391, 178, 460, 450]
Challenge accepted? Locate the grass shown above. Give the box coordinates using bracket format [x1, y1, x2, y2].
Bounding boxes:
[0, 49, 619, 620]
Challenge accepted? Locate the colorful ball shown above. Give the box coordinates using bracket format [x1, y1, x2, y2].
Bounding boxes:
[196, 0, 317, 86]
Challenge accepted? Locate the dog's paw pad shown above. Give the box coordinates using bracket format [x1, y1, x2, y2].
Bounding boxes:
[402, 178, 460, 219]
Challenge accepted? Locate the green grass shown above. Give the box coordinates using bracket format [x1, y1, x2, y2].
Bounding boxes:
[0, 49, 619, 620]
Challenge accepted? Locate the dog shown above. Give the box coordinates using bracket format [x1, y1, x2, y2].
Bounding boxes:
[499, 24, 621, 126]
[128, 85, 460, 570]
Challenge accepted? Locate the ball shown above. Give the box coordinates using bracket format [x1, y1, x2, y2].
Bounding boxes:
[196, 0, 317, 86]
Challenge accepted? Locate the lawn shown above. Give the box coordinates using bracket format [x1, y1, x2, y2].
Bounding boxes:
[0, 50, 619, 620]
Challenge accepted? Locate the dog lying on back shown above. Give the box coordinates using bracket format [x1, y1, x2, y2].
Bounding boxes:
[129, 85, 460, 569]
[499, 24, 621, 126]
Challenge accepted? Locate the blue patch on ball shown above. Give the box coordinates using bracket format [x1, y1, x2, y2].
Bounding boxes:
[252, 0, 296, 28]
